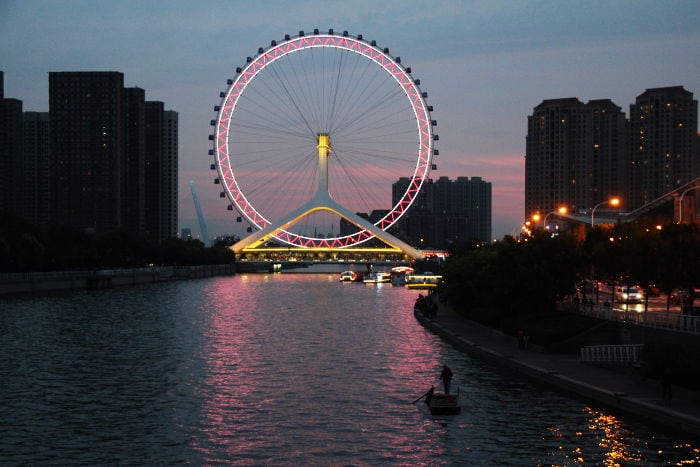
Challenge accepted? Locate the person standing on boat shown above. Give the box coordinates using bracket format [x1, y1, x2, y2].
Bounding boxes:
[439, 365, 453, 395]
[425, 386, 434, 405]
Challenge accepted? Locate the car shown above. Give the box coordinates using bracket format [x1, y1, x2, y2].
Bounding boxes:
[615, 286, 644, 303]
[670, 289, 692, 305]
[646, 284, 661, 297]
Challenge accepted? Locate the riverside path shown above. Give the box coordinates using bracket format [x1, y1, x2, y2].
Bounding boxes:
[415, 295, 700, 438]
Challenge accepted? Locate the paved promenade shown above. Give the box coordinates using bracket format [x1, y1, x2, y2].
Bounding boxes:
[415, 297, 700, 438]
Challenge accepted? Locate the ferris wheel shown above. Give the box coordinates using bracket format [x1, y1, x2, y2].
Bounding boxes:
[211, 29, 437, 248]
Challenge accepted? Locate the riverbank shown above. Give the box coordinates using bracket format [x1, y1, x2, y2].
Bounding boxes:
[0, 264, 235, 295]
[415, 297, 700, 438]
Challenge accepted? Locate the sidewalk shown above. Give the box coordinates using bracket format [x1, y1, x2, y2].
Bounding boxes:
[414, 299, 700, 438]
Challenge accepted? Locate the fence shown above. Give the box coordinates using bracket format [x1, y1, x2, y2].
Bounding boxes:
[559, 301, 700, 335]
[580, 344, 644, 364]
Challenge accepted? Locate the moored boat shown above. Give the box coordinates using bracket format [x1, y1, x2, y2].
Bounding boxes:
[390, 266, 414, 286]
[363, 271, 391, 284]
[339, 271, 358, 282]
[405, 272, 442, 289]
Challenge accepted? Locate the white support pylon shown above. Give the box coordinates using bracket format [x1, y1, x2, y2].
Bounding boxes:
[232, 133, 422, 259]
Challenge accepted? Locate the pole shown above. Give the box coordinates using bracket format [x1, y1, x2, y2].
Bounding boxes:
[591, 201, 606, 227]
[189, 180, 211, 247]
[678, 186, 700, 224]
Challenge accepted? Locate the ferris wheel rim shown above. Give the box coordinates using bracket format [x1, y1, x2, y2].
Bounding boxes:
[213, 31, 434, 248]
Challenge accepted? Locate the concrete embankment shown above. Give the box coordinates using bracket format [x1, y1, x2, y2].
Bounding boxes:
[414, 306, 700, 438]
[0, 264, 235, 295]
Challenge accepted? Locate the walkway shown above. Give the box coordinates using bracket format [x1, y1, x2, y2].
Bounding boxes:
[415, 297, 700, 438]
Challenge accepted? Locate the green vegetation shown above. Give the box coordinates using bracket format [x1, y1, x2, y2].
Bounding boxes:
[0, 213, 235, 272]
[441, 222, 700, 345]
[441, 222, 700, 388]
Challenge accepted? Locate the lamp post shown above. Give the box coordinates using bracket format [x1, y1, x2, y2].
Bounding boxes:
[678, 186, 700, 224]
[591, 198, 620, 227]
[544, 206, 568, 230]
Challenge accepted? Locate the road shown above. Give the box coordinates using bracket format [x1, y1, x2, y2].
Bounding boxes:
[582, 286, 684, 314]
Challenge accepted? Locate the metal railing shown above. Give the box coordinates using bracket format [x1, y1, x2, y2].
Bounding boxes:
[580, 344, 644, 364]
[559, 302, 700, 335]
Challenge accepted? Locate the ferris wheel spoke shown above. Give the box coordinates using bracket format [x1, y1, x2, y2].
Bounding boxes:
[327, 53, 375, 136]
[328, 69, 390, 137]
[236, 77, 315, 139]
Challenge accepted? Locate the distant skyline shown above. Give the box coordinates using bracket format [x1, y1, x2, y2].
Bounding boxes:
[2, 0, 699, 240]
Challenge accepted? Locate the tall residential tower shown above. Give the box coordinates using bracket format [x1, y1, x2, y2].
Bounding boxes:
[628, 86, 698, 209]
[525, 97, 626, 219]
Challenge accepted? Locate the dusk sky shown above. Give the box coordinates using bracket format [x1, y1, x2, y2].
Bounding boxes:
[2, 0, 699, 241]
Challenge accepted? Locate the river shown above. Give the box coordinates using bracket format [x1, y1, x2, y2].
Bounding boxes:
[1, 273, 698, 465]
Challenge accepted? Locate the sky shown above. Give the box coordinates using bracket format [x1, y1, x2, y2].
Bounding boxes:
[1, 0, 699, 241]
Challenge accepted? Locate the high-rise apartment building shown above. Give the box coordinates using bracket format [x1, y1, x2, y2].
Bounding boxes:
[628, 86, 698, 209]
[0, 71, 24, 218]
[47, 71, 178, 242]
[49, 71, 125, 233]
[22, 112, 50, 227]
[393, 175, 492, 247]
[123, 87, 146, 238]
[144, 101, 163, 243]
[526, 87, 698, 223]
[454, 176, 492, 242]
[162, 110, 179, 241]
[525, 97, 626, 219]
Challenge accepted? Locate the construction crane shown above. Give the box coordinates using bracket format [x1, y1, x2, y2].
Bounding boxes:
[189, 180, 210, 246]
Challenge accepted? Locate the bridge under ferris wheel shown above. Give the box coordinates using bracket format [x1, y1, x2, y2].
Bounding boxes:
[211, 30, 437, 262]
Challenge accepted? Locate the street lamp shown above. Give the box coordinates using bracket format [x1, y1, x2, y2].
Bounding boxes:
[544, 206, 568, 229]
[531, 213, 542, 227]
[678, 186, 700, 223]
[591, 197, 620, 227]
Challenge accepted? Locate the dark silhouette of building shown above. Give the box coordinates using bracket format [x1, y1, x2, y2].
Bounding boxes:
[22, 112, 50, 228]
[123, 87, 147, 238]
[49, 71, 125, 233]
[393, 175, 492, 248]
[628, 86, 698, 209]
[525, 97, 626, 219]
[48, 71, 178, 242]
[0, 71, 24, 218]
[526, 86, 699, 224]
[162, 110, 178, 243]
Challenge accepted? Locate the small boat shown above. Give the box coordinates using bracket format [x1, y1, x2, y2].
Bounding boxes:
[339, 271, 357, 282]
[390, 266, 414, 285]
[405, 272, 442, 290]
[363, 272, 391, 284]
[425, 387, 461, 415]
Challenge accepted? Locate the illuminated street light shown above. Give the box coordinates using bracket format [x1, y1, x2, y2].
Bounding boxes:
[532, 213, 541, 227]
[591, 198, 620, 227]
[544, 206, 568, 229]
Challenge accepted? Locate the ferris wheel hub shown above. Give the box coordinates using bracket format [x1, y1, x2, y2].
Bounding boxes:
[317, 133, 331, 158]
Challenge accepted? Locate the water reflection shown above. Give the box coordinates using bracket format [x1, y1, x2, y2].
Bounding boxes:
[585, 407, 644, 465]
[0, 275, 699, 465]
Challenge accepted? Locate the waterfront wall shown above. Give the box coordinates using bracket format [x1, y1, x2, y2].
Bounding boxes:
[0, 264, 235, 295]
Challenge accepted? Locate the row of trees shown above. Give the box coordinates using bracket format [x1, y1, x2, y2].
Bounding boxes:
[0, 213, 235, 272]
[441, 222, 700, 327]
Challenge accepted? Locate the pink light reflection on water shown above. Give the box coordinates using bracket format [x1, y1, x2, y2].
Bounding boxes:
[189, 273, 445, 463]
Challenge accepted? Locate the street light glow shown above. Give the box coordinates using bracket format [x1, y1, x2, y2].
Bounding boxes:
[591, 197, 621, 226]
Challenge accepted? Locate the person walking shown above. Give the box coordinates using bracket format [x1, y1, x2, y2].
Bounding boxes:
[439, 365, 453, 395]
